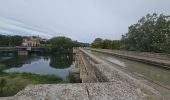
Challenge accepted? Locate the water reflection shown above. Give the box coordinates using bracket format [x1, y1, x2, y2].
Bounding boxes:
[0, 55, 40, 69]
[0, 53, 75, 80]
[50, 54, 73, 69]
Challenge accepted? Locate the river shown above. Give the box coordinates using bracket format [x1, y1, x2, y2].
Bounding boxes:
[0, 53, 75, 81]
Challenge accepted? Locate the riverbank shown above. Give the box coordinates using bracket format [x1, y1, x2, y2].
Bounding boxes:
[0, 52, 78, 97]
[0, 72, 64, 97]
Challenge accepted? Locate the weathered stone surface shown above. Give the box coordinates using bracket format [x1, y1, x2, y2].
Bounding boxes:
[1, 82, 142, 100]
[1, 84, 89, 100]
[79, 48, 164, 100]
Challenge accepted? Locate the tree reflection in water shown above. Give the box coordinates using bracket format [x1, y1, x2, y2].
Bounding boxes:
[0, 53, 74, 71]
[50, 53, 74, 69]
[0, 54, 41, 69]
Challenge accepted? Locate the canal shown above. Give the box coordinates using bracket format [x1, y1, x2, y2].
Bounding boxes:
[89, 51, 170, 89]
[0, 53, 76, 81]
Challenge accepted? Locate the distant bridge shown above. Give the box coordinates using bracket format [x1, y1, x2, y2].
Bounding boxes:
[0, 46, 44, 55]
[0, 46, 43, 51]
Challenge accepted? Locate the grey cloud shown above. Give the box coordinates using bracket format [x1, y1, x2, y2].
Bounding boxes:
[0, 0, 170, 42]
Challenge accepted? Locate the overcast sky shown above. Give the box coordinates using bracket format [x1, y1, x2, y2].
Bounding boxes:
[0, 0, 170, 42]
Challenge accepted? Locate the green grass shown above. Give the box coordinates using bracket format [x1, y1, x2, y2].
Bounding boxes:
[0, 72, 64, 97]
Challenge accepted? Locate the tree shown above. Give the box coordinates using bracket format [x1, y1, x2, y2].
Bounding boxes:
[48, 36, 74, 54]
[10, 36, 23, 46]
[0, 34, 23, 46]
[121, 13, 170, 53]
[102, 39, 112, 49]
[91, 38, 103, 48]
[91, 38, 123, 50]
[111, 40, 122, 50]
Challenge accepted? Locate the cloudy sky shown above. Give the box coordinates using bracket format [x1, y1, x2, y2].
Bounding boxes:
[0, 0, 170, 42]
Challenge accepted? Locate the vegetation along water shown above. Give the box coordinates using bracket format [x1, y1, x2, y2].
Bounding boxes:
[0, 36, 87, 97]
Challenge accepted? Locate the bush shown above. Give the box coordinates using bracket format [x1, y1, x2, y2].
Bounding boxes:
[0, 78, 7, 96]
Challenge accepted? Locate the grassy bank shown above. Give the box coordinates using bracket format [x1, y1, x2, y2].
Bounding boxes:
[0, 72, 64, 97]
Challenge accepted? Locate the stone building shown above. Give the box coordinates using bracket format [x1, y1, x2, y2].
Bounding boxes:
[22, 36, 40, 47]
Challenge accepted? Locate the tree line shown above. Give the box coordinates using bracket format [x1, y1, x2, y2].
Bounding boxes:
[91, 13, 170, 53]
[0, 34, 89, 53]
[46, 36, 89, 54]
[91, 38, 122, 50]
[0, 35, 23, 46]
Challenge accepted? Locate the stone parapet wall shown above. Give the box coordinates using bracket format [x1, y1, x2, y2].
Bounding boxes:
[74, 48, 104, 82]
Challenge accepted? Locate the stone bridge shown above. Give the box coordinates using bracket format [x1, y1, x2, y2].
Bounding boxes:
[1, 47, 170, 100]
[0, 46, 43, 55]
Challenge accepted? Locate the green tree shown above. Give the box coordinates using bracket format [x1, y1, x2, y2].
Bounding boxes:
[91, 38, 123, 50]
[111, 40, 122, 50]
[0, 34, 23, 46]
[91, 38, 103, 48]
[10, 36, 23, 46]
[102, 39, 112, 49]
[122, 13, 170, 53]
[48, 36, 74, 54]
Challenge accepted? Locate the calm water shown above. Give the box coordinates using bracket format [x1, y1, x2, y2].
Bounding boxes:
[90, 51, 170, 88]
[0, 53, 75, 81]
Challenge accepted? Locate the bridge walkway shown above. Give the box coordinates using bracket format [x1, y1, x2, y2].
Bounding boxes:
[87, 48, 170, 69]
